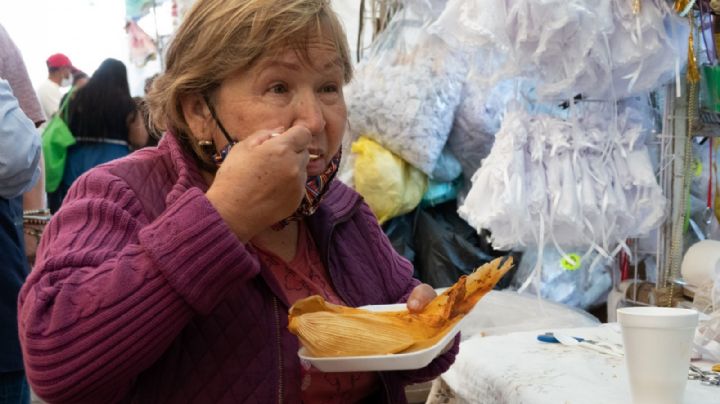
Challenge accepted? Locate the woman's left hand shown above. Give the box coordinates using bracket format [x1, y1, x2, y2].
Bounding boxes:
[406, 283, 436, 313]
[23, 223, 43, 268]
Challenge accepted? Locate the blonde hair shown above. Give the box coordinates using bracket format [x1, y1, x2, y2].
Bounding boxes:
[146, 0, 352, 163]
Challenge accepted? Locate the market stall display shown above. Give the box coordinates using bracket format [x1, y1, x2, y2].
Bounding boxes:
[430, 0, 687, 100]
[458, 101, 666, 253]
[348, 0, 719, 332]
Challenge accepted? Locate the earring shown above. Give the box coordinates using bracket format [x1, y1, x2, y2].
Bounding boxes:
[197, 139, 213, 147]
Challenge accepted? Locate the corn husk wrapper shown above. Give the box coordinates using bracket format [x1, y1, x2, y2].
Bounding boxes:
[288, 256, 514, 357]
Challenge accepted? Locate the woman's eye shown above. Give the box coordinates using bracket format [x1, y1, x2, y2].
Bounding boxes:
[269, 84, 288, 94]
[320, 84, 339, 93]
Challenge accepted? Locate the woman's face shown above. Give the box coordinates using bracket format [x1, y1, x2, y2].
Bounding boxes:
[209, 39, 347, 176]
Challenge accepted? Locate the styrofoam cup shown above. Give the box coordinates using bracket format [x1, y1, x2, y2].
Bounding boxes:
[617, 307, 699, 404]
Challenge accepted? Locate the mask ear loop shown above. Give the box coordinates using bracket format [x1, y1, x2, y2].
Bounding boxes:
[203, 94, 235, 145]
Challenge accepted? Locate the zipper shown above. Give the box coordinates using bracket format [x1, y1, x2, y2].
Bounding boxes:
[273, 296, 283, 404]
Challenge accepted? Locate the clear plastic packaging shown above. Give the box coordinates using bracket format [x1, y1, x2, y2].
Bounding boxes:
[430, 0, 687, 101]
[346, 6, 467, 175]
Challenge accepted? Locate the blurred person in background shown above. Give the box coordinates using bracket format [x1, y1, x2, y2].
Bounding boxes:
[59, 70, 89, 107]
[0, 25, 44, 128]
[0, 24, 48, 404]
[0, 79, 42, 404]
[47, 58, 148, 213]
[70, 70, 89, 89]
[133, 73, 162, 148]
[0, 24, 48, 266]
[35, 53, 75, 120]
[18, 0, 457, 402]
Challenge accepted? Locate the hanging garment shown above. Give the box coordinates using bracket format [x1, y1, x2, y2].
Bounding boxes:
[458, 100, 666, 255]
[430, 0, 687, 101]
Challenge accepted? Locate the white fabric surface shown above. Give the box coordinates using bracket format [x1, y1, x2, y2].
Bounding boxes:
[442, 325, 719, 404]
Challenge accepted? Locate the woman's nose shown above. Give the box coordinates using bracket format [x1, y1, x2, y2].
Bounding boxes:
[293, 91, 325, 134]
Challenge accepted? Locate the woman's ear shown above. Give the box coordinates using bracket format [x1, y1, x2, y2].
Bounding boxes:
[180, 93, 212, 141]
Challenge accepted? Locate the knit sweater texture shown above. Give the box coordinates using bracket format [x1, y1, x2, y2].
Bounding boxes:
[18, 134, 458, 403]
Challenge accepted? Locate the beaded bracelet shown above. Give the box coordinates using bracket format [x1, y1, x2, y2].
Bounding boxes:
[23, 208, 50, 216]
[24, 227, 43, 242]
[23, 215, 51, 225]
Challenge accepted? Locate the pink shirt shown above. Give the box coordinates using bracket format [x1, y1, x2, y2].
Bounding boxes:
[252, 222, 379, 403]
[0, 24, 45, 125]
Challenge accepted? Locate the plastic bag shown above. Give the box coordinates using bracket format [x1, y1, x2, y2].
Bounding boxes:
[352, 136, 427, 224]
[430, 0, 686, 100]
[511, 247, 613, 309]
[430, 147, 462, 182]
[459, 290, 600, 338]
[346, 6, 467, 175]
[42, 105, 75, 193]
[412, 201, 515, 288]
[447, 77, 514, 183]
[381, 212, 416, 265]
[420, 179, 461, 208]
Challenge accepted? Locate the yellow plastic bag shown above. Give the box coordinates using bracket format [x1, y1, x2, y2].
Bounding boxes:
[352, 136, 427, 224]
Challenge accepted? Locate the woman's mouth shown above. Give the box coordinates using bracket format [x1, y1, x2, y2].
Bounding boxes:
[308, 149, 322, 160]
[306, 150, 326, 175]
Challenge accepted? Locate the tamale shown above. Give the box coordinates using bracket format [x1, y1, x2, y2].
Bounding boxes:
[288, 256, 514, 357]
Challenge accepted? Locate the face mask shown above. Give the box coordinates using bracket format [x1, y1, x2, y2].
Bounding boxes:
[60, 75, 72, 87]
[204, 96, 341, 229]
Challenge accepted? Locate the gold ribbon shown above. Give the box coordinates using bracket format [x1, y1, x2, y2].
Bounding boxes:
[675, 0, 690, 13]
[633, 0, 641, 15]
[675, 0, 697, 16]
[688, 15, 701, 84]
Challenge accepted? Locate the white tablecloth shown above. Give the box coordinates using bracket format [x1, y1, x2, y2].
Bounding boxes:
[437, 324, 719, 404]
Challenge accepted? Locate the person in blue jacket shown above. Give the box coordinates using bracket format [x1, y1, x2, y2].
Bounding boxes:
[0, 78, 41, 404]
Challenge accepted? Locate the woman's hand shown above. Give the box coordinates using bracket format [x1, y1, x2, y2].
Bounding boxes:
[407, 283, 456, 354]
[23, 223, 43, 267]
[206, 126, 311, 242]
[406, 283, 437, 313]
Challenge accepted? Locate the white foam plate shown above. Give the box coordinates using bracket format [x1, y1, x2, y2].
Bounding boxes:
[297, 303, 461, 372]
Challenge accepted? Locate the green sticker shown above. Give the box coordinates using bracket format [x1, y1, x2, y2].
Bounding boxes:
[560, 253, 582, 271]
[694, 159, 703, 177]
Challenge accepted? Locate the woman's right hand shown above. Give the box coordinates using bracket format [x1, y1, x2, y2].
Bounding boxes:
[205, 126, 311, 242]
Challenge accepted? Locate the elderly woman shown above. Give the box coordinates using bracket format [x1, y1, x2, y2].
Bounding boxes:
[18, 1, 457, 403]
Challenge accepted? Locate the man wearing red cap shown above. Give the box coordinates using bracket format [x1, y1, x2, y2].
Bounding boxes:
[35, 53, 75, 120]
